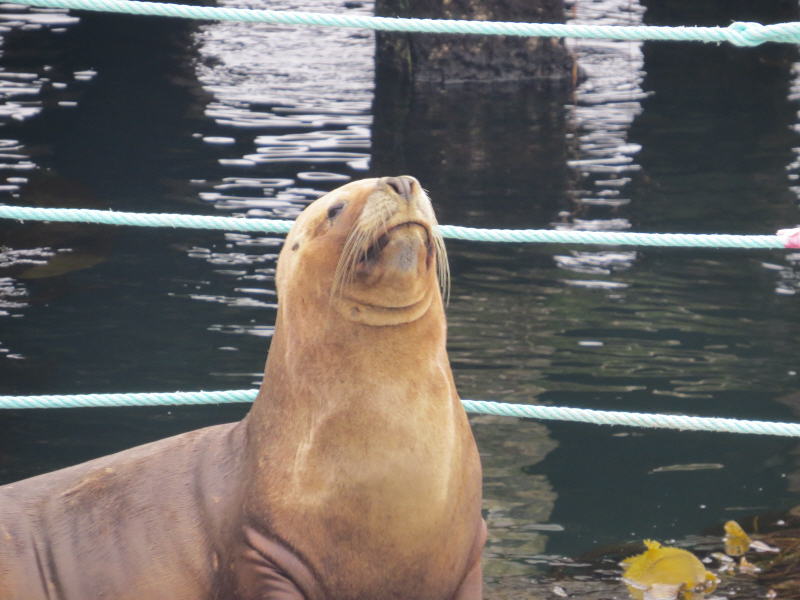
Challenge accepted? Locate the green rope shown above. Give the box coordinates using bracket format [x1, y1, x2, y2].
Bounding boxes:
[6, 0, 800, 47]
[0, 205, 294, 234]
[2, 389, 799, 437]
[0, 205, 786, 248]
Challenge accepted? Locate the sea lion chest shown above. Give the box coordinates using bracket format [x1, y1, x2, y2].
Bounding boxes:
[241, 369, 483, 600]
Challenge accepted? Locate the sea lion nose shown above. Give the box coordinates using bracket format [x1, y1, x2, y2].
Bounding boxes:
[383, 176, 417, 201]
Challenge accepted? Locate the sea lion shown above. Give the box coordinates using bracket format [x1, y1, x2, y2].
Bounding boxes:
[0, 176, 486, 600]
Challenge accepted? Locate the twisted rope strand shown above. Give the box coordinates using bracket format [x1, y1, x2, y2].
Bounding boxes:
[2, 389, 799, 437]
[0, 205, 294, 234]
[0, 205, 785, 248]
[6, 0, 800, 46]
[460, 400, 800, 437]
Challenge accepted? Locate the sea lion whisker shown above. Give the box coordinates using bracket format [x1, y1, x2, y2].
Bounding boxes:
[332, 225, 371, 299]
[433, 231, 450, 305]
[333, 186, 449, 308]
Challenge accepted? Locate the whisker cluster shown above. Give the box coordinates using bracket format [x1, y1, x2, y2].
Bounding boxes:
[331, 191, 451, 305]
[432, 229, 450, 305]
[332, 195, 393, 299]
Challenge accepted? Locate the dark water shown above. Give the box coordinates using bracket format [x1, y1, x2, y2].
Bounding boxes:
[1, 0, 800, 593]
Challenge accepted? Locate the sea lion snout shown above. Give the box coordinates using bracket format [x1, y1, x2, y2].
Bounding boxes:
[382, 222, 430, 273]
[381, 175, 418, 201]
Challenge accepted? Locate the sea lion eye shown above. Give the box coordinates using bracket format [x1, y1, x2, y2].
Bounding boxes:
[327, 202, 345, 221]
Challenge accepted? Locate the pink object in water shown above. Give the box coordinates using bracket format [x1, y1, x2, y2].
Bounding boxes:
[777, 227, 800, 248]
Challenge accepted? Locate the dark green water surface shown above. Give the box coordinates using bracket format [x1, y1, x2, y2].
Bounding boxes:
[1, 0, 800, 593]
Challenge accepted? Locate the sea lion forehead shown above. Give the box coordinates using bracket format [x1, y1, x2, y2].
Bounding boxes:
[284, 177, 436, 260]
[281, 178, 384, 265]
[299, 178, 381, 223]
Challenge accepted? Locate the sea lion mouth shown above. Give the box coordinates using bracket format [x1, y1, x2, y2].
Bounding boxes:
[332, 218, 448, 307]
[330, 185, 450, 313]
[360, 221, 432, 268]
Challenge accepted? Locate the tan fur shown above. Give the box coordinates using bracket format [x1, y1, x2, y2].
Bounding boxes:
[243, 176, 483, 599]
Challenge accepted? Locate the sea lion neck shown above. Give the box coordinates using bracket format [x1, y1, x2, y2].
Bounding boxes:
[248, 299, 449, 429]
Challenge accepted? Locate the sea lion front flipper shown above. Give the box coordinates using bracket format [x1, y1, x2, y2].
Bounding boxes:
[236, 527, 322, 600]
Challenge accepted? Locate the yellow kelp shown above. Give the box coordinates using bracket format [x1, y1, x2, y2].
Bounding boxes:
[621, 540, 720, 600]
[723, 520, 751, 557]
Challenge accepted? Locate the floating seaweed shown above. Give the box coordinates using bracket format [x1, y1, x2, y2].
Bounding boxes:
[621, 540, 719, 600]
[724, 520, 752, 557]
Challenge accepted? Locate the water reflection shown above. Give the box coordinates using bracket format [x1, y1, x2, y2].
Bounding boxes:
[476, 415, 559, 577]
[560, 0, 645, 290]
[0, 4, 85, 345]
[0, 5, 79, 126]
[780, 61, 800, 296]
[188, 0, 375, 316]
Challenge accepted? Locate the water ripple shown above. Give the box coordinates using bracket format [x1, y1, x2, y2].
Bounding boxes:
[562, 0, 645, 284]
[187, 2, 375, 306]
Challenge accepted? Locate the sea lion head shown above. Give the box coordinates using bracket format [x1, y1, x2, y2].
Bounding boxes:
[277, 176, 448, 327]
